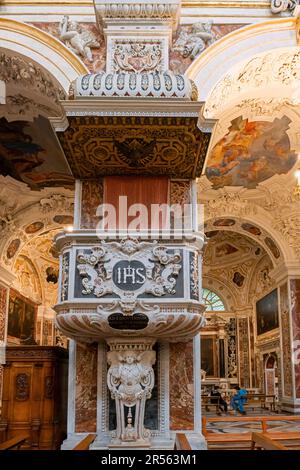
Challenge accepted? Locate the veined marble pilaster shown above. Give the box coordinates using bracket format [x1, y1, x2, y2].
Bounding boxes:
[280, 282, 293, 398]
[290, 279, 300, 399]
[169, 341, 194, 430]
[75, 342, 98, 432]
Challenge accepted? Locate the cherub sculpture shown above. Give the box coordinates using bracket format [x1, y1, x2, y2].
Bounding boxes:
[59, 16, 100, 62]
[173, 21, 215, 60]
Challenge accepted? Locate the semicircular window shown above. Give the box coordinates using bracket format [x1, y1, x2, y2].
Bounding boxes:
[202, 288, 225, 311]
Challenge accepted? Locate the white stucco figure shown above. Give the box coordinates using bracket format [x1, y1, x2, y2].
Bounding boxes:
[107, 347, 155, 444]
[59, 16, 100, 62]
[173, 21, 215, 60]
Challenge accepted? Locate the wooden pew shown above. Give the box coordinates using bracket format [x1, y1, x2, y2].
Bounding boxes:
[251, 432, 288, 450]
[202, 415, 300, 450]
[0, 433, 29, 450]
[174, 433, 192, 450]
[71, 434, 96, 450]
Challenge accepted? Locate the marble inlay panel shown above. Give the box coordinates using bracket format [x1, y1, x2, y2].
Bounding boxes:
[75, 342, 97, 432]
[80, 180, 103, 229]
[169, 341, 194, 430]
[238, 318, 250, 388]
[280, 283, 292, 397]
[0, 286, 7, 344]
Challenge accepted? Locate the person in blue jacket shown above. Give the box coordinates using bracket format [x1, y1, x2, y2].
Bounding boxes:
[230, 385, 247, 415]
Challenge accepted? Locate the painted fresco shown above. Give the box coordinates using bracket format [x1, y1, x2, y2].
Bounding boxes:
[242, 223, 261, 236]
[215, 243, 238, 257]
[25, 221, 44, 234]
[213, 218, 235, 227]
[265, 237, 281, 259]
[256, 289, 279, 336]
[206, 116, 297, 189]
[0, 116, 74, 189]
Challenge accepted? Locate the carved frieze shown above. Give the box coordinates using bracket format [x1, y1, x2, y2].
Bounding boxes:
[111, 40, 163, 73]
[76, 239, 182, 299]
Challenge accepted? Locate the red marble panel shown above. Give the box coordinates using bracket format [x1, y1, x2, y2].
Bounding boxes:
[80, 180, 103, 229]
[169, 341, 194, 430]
[280, 283, 292, 397]
[75, 343, 98, 432]
[290, 279, 300, 398]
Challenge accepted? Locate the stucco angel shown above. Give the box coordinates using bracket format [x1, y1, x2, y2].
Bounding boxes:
[173, 21, 215, 60]
[59, 16, 100, 62]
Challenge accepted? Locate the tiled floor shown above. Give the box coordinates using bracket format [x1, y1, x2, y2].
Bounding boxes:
[205, 410, 300, 434]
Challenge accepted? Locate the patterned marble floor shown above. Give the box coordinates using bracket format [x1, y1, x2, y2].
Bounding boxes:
[205, 411, 300, 434]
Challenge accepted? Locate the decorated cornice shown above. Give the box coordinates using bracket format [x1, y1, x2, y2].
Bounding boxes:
[72, 71, 196, 99]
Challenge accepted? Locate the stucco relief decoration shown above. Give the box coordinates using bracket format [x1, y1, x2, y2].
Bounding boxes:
[76, 238, 182, 300]
[270, 0, 298, 14]
[39, 194, 74, 214]
[107, 342, 156, 445]
[61, 252, 70, 302]
[112, 41, 163, 73]
[0, 53, 65, 105]
[59, 16, 101, 62]
[205, 50, 300, 118]
[173, 21, 215, 60]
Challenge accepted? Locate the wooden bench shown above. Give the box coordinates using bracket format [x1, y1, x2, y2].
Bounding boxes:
[251, 432, 288, 450]
[202, 416, 300, 450]
[174, 433, 192, 450]
[244, 394, 277, 412]
[202, 396, 222, 414]
[71, 434, 96, 450]
[0, 433, 29, 450]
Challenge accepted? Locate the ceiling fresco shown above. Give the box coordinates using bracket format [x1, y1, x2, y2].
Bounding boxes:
[205, 115, 297, 189]
[0, 116, 74, 190]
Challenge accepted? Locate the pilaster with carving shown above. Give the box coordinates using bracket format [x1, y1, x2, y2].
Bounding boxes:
[107, 338, 156, 446]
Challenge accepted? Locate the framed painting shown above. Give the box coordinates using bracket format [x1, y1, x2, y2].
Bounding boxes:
[7, 290, 37, 343]
[256, 289, 279, 336]
[201, 336, 217, 377]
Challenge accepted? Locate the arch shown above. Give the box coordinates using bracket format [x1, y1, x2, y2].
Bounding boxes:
[203, 205, 295, 265]
[0, 18, 88, 92]
[186, 18, 297, 103]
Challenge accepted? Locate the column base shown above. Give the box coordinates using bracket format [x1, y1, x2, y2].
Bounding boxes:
[180, 432, 207, 450]
[281, 400, 300, 413]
